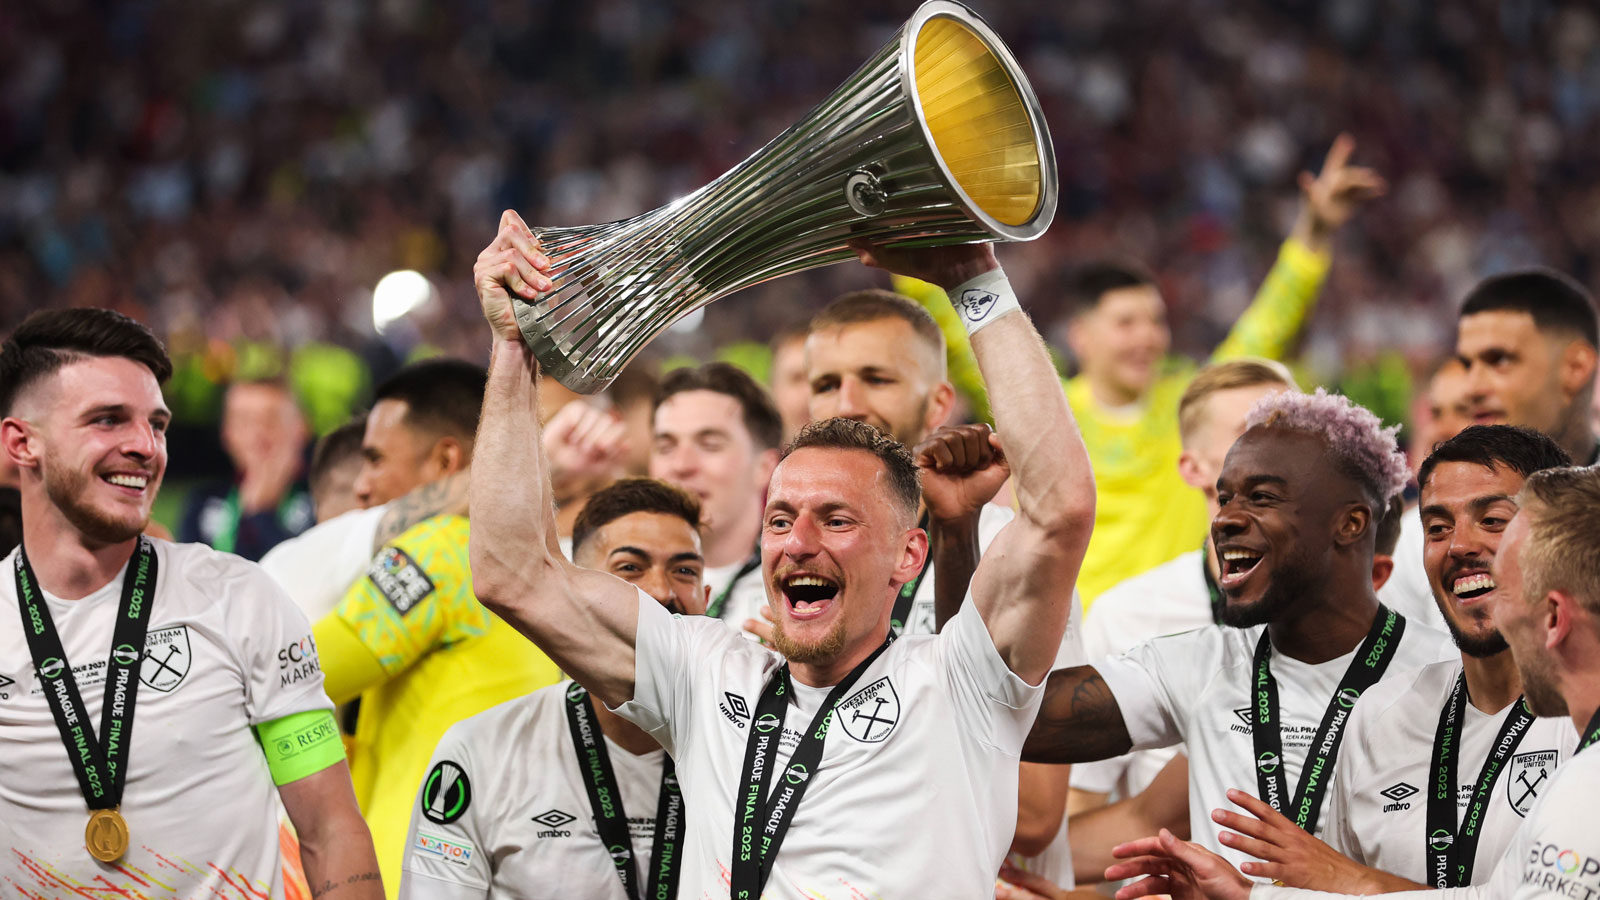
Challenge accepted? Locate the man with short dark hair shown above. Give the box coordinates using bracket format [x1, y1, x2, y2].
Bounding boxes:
[650, 362, 781, 635]
[1456, 268, 1599, 467]
[0, 308, 381, 898]
[310, 418, 368, 523]
[313, 358, 564, 898]
[400, 477, 707, 900]
[470, 209, 1094, 898]
[1059, 138, 1384, 603]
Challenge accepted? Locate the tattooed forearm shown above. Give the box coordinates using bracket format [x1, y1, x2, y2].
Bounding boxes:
[1021, 665, 1133, 764]
[371, 470, 470, 551]
[312, 872, 382, 898]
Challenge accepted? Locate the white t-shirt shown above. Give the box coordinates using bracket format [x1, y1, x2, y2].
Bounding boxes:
[400, 681, 670, 900]
[703, 554, 768, 640]
[0, 540, 333, 899]
[1096, 615, 1455, 871]
[1379, 510, 1448, 635]
[1256, 744, 1600, 900]
[1325, 658, 1578, 884]
[1074, 548, 1212, 798]
[260, 504, 386, 622]
[616, 590, 1046, 899]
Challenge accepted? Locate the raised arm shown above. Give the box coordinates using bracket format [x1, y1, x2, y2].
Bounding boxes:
[857, 242, 1094, 684]
[1022, 664, 1133, 763]
[468, 209, 641, 708]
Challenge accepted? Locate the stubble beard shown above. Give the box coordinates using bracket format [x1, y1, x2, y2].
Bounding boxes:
[43, 456, 147, 545]
[1517, 650, 1568, 718]
[1216, 549, 1315, 629]
[770, 614, 849, 665]
[1438, 600, 1511, 659]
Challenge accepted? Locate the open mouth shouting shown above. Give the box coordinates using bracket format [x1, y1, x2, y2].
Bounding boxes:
[1217, 545, 1265, 591]
[780, 573, 840, 621]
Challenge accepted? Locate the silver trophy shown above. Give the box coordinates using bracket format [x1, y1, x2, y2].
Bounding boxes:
[514, 0, 1058, 392]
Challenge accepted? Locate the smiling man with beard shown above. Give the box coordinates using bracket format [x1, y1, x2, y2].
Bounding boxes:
[1018, 389, 1454, 870]
[468, 209, 1094, 899]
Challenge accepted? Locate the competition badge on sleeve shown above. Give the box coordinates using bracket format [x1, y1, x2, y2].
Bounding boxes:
[510, 0, 1058, 394]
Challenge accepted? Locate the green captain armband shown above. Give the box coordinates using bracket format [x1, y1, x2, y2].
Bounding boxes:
[255, 709, 346, 785]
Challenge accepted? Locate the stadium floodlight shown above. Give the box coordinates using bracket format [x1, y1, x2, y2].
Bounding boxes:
[373, 270, 436, 335]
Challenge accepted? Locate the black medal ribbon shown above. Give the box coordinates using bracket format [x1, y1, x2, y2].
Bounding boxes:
[1202, 543, 1225, 624]
[706, 551, 762, 621]
[729, 636, 893, 899]
[1252, 604, 1405, 833]
[889, 513, 933, 635]
[1581, 706, 1600, 754]
[1425, 672, 1534, 888]
[14, 539, 157, 815]
[564, 684, 682, 900]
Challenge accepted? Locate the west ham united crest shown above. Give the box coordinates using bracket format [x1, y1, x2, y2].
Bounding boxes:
[837, 677, 900, 743]
[140, 625, 191, 692]
[1506, 750, 1555, 817]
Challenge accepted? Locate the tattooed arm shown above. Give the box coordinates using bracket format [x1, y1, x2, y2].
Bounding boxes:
[280, 762, 384, 899]
[1021, 665, 1134, 764]
[370, 470, 471, 553]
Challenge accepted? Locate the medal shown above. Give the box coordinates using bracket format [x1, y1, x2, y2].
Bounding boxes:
[85, 808, 130, 863]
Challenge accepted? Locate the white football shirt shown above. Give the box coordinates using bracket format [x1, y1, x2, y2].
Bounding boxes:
[703, 555, 768, 641]
[1256, 744, 1600, 900]
[400, 681, 671, 900]
[260, 504, 386, 622]
[0, 540, 333, 899]
[1095, 616, 1455, 870]
[1325, 658, 1578, 884]
[615, 589, 1046, 899]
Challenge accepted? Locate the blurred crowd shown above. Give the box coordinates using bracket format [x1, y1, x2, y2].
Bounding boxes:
[6, 0, 1600, 475]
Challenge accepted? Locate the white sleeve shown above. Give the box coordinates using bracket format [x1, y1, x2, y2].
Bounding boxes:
[1509, 762, 1600, 900]
[400, 722, 492, 900]
[939, 603, 1047, 754]
[1092, 635, 1187, 751]
[612, 591, 745, 757]
[259, 505, 386, 623]
[1253, 886, 1479, 900]
[1070, 755, 1130, 794]
[1051, 589, 1088, 670]
[223, 564, 335, 725]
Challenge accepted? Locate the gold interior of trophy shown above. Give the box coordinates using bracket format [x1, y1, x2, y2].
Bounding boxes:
[913, 16, 1043, 227]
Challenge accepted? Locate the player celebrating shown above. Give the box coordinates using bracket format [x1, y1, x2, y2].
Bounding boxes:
[1104, 465, 1600, 900]
[401, 478, 708, 899]
[1021, 389, 1453, 868]
[469, 210, 1094, 899]
[0, 309, 380, 898]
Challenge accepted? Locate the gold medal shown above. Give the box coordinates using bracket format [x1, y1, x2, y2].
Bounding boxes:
[85, 808, 129, 863]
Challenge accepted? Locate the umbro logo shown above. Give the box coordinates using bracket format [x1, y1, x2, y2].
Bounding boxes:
[532, 809, 577, 837]
[1233, 707, 1252, 725]
[1381, 782, 1418, 802]
[0, 674, 12, 701]
[1381, 781, 1418, 812]
[719, 692, 751, 727]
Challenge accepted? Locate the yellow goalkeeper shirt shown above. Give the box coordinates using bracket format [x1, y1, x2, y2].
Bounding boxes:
[312, 514, 563, 898]
[1070, 238, 1330, 604]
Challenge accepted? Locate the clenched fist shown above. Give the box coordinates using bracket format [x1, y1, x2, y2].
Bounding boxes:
[474, 209, 554, 342]
[913, 423, 1010, 525]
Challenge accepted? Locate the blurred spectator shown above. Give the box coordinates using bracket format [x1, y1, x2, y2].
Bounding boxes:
[768, 322, 812, 443]
[177, 378, 313, 559]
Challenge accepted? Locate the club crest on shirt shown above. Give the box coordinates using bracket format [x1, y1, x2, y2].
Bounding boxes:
[836, 677, 900, 743]
[1507, 750, 1556, 817]
[140, 625, 191, 692]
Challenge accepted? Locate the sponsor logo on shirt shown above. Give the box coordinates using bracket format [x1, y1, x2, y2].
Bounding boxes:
[837, 677, 900, 743]
[720, 691, 750, 727]
[414, 830, 475, 867]
[1524, 842, 1600, 897]
[421, 760, 472, 825]
[532, 808, 576, 837]
[1380, 781, 1418, 812]
[1508, 750, 1556, 818]
[367, 547, 434, 615]
[139, 625, 191, 692]
[0, 674, 13, 701]
[1230, 707, 1253, 734]
[277, 634, 321, 688]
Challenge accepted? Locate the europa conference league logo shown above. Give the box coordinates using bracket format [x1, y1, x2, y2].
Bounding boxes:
[421, 760, 472, 825]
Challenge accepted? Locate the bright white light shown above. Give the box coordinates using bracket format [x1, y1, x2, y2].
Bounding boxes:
[373, 270, 436, 334]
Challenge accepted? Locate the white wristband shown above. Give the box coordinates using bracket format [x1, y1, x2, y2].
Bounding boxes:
[948, 268, 1022, 335]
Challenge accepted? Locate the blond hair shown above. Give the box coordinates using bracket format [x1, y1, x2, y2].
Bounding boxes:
[1517, 466, 1600, 616]
[1177, 358, 1298, 442]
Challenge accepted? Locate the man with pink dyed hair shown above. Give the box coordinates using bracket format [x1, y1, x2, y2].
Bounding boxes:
[1011, 389, 1454, 870]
